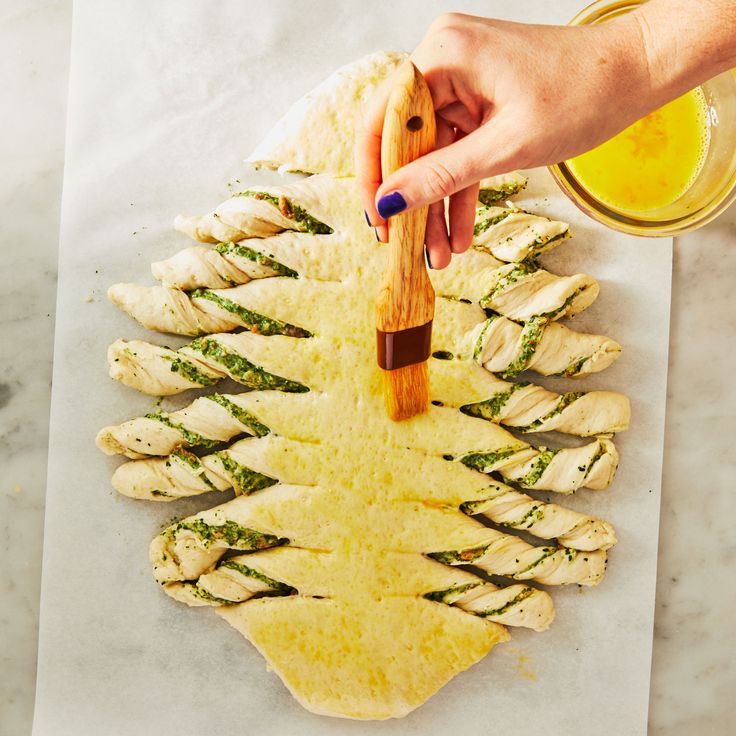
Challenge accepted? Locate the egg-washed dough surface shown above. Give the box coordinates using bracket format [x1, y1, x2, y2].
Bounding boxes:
[97, 50, 630, 721]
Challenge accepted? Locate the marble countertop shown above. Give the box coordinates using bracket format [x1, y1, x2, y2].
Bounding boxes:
[1, 1, 734, 734]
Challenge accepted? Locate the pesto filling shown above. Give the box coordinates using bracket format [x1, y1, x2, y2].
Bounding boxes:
[475, 217, 568, 258]
[215, 241, 298, 279]
[472, 314, 500, 362]
[481, 259, 539, 304]
[219, 559, 295, 595]
[583, 443, 608, 480]
[188, 337, 309, 393]
[188, 584, 235, 605]
[501, 504, 545, 530]
[473, 208, 513, 237]
[145, 412, 222, 450]
[506, 448, 560, 488]
[215, 452, 278, 495]
[459, 447, 520, 473]
[554, 355, 591, 378]
[424, 582, 480, 604]
[171, 447, 218, 492]
[170, 518, 287, 550]
[237, 191, 333, 235]
[512, 391, 585, 433]
[459, 485, 511, 515]
[498, 316, 547, 378]
[167, 355, 220, 386]
[516, 547, 557, 575]
[474, 586, 535, 616]
[204, 394, 270, 437]
[460, 381, 530, 421]
[428, 543, 491, 566]
[532, 229, 568, 251]
[536, 287, 585, 321]
[190, 288, 312, 338]
[477, 182, 525, 206]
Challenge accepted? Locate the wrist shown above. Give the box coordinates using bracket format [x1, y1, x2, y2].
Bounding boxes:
[627, 0, 736, 103]
[584, 19, 656, 122]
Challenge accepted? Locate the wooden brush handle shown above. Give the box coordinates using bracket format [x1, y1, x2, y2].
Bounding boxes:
[376, 61, 436, 333]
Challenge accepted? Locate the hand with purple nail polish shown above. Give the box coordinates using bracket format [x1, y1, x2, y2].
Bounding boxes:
[356, 3, 736, 269]
[376, 191, 407, 219]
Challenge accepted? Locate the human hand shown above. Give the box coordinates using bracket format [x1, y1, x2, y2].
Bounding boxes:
[356, 12, 654, 268]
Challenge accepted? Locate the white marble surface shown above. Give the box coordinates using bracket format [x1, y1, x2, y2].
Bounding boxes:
[0, 1, 734, 735]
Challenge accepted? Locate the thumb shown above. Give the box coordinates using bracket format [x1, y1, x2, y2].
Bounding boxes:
[374, 121, 518, 218]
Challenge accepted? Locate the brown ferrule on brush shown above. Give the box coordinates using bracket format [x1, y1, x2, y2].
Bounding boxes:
[376, 320, 433, 371]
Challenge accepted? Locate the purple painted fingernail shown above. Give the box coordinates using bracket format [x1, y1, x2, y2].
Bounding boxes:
[364, 210, 373, 227]
[425, 246, 434, 269]
[377, 191, 407, 219]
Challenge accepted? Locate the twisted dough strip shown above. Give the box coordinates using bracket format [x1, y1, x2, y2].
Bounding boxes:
[431, 358, 630, 436]
[426, 581, 554, 632]
[460, 383, 629, 436]
[151, 238, 301, 290]
[429, 532, 607, 586]
[151, 236, 337, 290]
[479, 259, 599, 322]
[428, 249, 599, 320]
[461, 481, 616, 551]
[110, 443, 278, 499]
[174, 190, 333, 244]
[107, 282, 313, 338]
[150, 517, 287, 585]
[473, 205, 570, 262]
[162, 556, 296, 607]
[459, 436, 618, 493]
[96, 393, 269, 459]
[111, 275, 364, 343]
[466, 313, 622, 378]
[107, 335, 310, 397]
[477, 172, 528, 204]
[109, 437, 616, 551]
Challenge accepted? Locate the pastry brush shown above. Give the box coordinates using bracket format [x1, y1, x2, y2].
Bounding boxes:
[375, 61, 436, 421]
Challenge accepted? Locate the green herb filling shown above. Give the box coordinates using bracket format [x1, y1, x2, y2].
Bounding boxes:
[170, 518, 287, 550]
[188, 337, 309, 393]
[204, 394, 270, 437]
[238, 191, 333, 235]
[191, 289, 311, 338]
[215, 241, 298, 279]
[214, 452, 278, 495]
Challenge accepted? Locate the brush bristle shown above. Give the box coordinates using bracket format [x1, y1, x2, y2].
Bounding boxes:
[382, 362, 429, 421]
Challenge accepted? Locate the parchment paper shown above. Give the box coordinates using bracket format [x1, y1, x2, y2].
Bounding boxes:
[33, 2, 672, 734]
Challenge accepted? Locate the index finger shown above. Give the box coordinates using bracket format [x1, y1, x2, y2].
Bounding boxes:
[355, 75, 394, 226]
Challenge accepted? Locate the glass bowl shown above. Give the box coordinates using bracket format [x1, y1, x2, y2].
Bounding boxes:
[548, 0, 736, 236]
